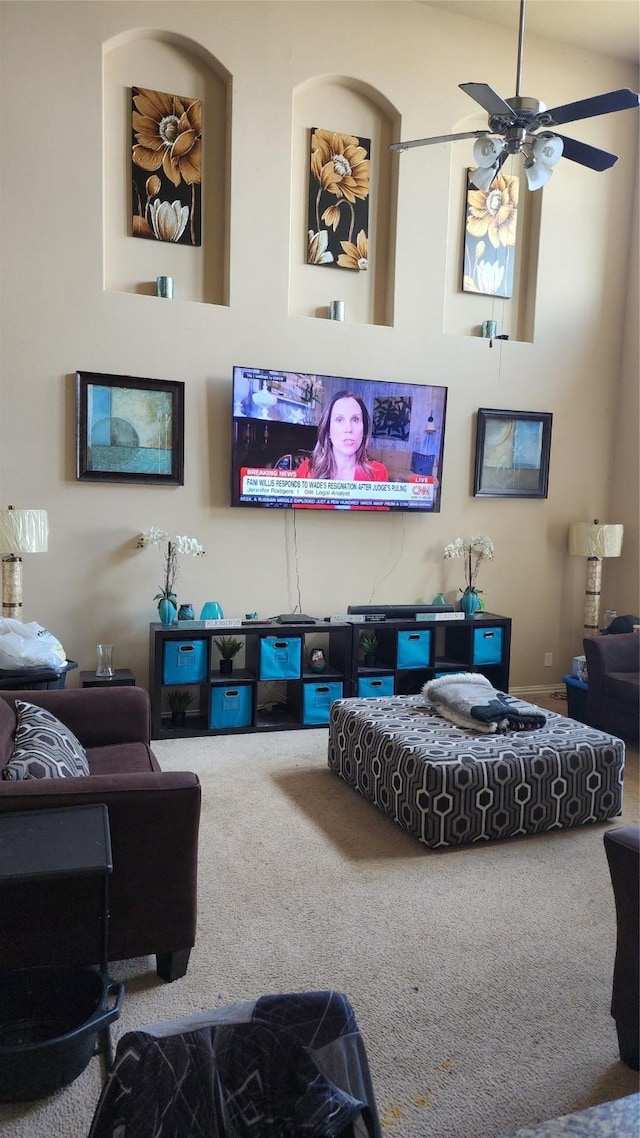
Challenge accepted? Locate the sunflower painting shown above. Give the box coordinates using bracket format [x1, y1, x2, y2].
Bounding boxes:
[307, 128, 371, 271]
[462, 171, 519, 298]
[131, 86, 202, 246]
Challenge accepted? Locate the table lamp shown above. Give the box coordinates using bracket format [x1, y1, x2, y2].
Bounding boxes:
[568, 519, 623, 638]
[0, 506, 49, 620]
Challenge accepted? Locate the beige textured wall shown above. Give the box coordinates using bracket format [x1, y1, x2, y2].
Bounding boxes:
[0, 0, 638, 692]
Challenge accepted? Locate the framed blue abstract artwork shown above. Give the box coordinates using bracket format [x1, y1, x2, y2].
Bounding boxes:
[473, 407, 552, 498]
[75, 371, 184, 484]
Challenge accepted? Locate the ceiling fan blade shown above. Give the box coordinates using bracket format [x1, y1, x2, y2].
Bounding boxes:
[555, 134, 618, 172]
[541, 88, 640, 128]
[459, 83, 515, 119]
[389, 130, 489, 152]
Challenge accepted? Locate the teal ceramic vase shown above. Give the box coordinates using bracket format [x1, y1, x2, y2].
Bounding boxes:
[177, 604, 195, 621]
[158, 598, 177, 625]
[200, 601, 224, 620]
[460, 588, 481, 616]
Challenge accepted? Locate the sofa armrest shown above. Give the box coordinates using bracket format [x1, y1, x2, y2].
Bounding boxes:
[0, 769, 197, 807]
[0, 686, 151, 747]
[0, 770, 201, 967]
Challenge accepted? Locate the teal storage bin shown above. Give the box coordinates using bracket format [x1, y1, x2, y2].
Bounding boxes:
[472, 627, 503, 665]
[210, 684, 252, 729]
[259, 636, 301, 680]
[357, 675, 395, 698]
[163, 640, 208, 684]
[396, 630, 431, 669]
[302, 681, 343, 725]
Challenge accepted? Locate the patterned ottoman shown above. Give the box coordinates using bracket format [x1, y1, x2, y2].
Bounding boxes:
[328, 695, 625, 848]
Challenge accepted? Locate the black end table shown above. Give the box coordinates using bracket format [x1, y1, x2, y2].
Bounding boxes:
[0, 804, 118, 1074]
[0, 660, 78, 690]
[81, 668, 136, 688]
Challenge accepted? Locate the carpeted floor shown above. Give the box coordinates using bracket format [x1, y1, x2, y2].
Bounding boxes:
[1, 693, 638, 1137]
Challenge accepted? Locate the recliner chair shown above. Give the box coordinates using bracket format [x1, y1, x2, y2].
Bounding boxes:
[583, 631, 639, 741]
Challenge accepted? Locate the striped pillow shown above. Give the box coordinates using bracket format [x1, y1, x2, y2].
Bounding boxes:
[2, 700, 90, 780]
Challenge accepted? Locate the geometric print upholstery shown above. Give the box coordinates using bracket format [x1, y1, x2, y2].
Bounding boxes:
[328, 695, 624, 848]
[2, 699, 90, 780]
[88, 990, 381, 1138]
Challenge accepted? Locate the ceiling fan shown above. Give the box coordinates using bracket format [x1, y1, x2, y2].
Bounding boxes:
[388, 0, 640, 190]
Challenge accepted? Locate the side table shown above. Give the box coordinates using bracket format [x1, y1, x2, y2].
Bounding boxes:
[0, 804, 113, 962]
[0, 805, 123, 1098]
[81, 668, 136, 688]
[0, 660, 78, 690]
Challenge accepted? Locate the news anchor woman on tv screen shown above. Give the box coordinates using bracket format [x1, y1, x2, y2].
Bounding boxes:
[295, 391, 389, 510]
[296, 392, 388, 483]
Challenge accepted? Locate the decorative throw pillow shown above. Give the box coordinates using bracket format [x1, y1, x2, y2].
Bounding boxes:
[2, 700, 90, 780]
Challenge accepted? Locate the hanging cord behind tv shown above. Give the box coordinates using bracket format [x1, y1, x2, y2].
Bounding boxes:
[281, 510, 304, 616]
[292, 510, 303, 613]
[283, 500, 410, 617]
[367, 513, 407, 602]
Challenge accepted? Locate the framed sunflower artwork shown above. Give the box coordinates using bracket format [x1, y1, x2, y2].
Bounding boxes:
[131, 86, 202, 246]
[462, 171, 519, 298]
[307, 128, 371, 270]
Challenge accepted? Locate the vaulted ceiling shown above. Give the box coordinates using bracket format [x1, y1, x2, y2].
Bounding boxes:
[424, 1, 640, 66]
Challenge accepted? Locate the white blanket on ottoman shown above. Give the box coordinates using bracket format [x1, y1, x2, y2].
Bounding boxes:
[423, 672, 547, 734]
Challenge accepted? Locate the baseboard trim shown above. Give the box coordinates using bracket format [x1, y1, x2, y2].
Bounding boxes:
[510, 684, 566, 697]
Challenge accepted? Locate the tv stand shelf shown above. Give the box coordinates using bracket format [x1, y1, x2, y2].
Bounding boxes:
[149, 620, 352, 739]
[149, 613, 511, 739]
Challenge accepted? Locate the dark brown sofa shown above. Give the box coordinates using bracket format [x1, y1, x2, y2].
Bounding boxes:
[0, 686, 201, 981]
[583, 633, 640, 742]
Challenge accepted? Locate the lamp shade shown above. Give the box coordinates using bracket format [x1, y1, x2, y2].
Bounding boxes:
[252, 388, 277, 407]
[568, 521, 623, 559]
[0, 508, 49, 555]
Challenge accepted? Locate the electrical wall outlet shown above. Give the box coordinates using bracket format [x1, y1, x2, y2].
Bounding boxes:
[544, 652, 553, 667]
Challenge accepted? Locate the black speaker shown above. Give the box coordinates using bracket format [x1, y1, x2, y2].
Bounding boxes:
[347, 603, 454, 617]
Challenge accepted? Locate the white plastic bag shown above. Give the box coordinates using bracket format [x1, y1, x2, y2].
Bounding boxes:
[0, 619, 67, 671]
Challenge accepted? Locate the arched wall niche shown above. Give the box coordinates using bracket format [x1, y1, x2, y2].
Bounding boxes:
[443, 109, 541, 343]
[290, 75, 400, 327]
[103, 28, 231, 306]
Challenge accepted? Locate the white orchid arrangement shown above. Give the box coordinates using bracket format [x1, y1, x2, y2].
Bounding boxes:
[444, 535, 494, 593]
[137, 527, 205, 608]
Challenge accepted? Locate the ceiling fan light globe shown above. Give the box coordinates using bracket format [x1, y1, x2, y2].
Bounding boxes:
[524, 159, 554, 190]
[532, 133, 564, 168]
[472, 136, 503, 168]
[469, 164, 499, 192]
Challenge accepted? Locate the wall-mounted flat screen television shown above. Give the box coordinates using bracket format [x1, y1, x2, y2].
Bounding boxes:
[231, 366, 448, 513]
